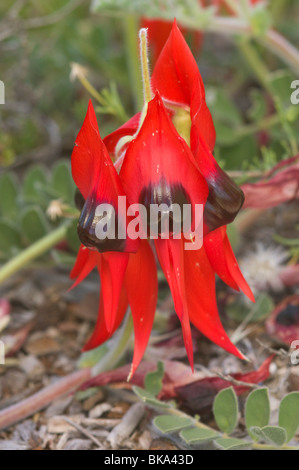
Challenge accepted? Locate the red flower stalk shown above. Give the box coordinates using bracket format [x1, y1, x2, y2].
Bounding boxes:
[70, 20, 254, 378]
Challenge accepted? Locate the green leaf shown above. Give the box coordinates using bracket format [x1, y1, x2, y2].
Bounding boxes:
[153, 415, 193, 434]
[250, 426, 287, 447]
[51, 160, 75, 203]
[133, 386, 171, 409]
[145, 361, 164, 396]
[0, 172, 19, 217]
[20, 206, 49, 243]
[0, 220, 22, 256]
[213, 387, 238, 434]
[245, 388, 270, 439]
[23, 165, 48, 202]
[180, 427, 220, 444]
[214, 437, 251, 450]
[279, 392, 299, 442]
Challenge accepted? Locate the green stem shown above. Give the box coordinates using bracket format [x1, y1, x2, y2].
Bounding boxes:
[237, 38, 273, 93]
[78, 74, 106, 106]
[139, 28, 153, 103]
[123, 15, 143, 112]
[91, 313, 134, 377]
[0, 223, 69, 285]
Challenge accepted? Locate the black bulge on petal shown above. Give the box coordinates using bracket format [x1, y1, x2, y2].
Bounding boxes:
[77, 193, 126, 253]
[139, 177, 191, 236]
[204, 167, 244, 233]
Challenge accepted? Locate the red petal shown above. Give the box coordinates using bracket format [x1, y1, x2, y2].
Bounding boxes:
[83, 285, 129, 351]
[71, 100, 104, 200]
[204, 226, 255, 302]
[103, 112, 141, 157]
[190, 111, 244, 232]
[190, 78, 216, 153]
[73, 100, 138, 253]
[151, 20, 204, 107]
[155, 238, 194, 370]
[151, 20, 215, 152]
[69, 244, 98, 289]
[124, 240, 158, 379]
[71, 98, 126, 207]
[184, 243, 246, 358]
[120, 92, 208, 229]
[97, 252, 129, 333]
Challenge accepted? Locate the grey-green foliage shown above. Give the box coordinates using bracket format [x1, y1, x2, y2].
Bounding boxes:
[133, 364, 299, 450]
[0, 161, 77, 261]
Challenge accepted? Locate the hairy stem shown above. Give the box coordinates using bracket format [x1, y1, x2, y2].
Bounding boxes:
[139, 27, 153, 104]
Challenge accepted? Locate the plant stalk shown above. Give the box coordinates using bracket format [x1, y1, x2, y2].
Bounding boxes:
[0, 223, 69, 285]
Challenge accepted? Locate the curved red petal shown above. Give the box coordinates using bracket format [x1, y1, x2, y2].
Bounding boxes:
[155, 238, 194, 370]
[190, 109, 244, 231]
[151, 21, 215, 152]
[103, 112, 140, 157]
[69, 245, 98, 289]
[151, 20, 204, 107]
[204, 227, 255, 302]
[97, 252, 130, 334]
[83, 285, 128, 351]
[71, 100, 103, 200]
[222, 231, 255, 303]
[125, 240, 158, 379]
[184, 245, 246, 359]
[73, 100, 138, 253]
[190, 77, 216, 153]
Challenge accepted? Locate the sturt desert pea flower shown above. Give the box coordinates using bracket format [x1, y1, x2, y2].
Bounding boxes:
[108, 21, 254, 302]
[70, 21, 254, 377]
[70, 101, 158, 378]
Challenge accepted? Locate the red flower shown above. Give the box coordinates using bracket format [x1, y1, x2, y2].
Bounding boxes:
[70, 102, 158, 378]
[70, 20, 254, 377]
